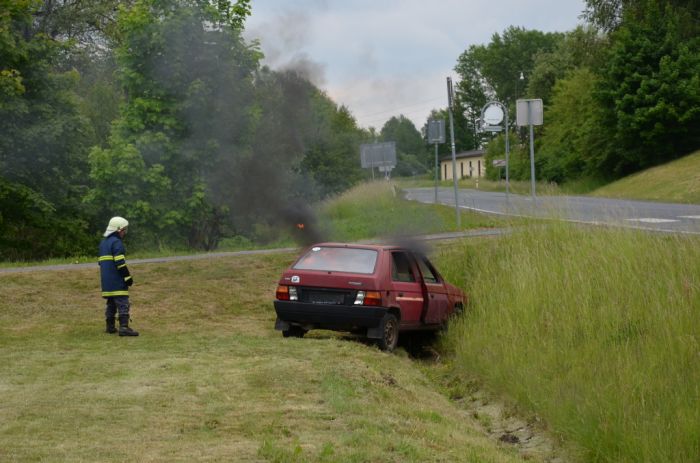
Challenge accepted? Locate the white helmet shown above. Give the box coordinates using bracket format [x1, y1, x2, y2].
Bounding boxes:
[103, 216, 129, 237]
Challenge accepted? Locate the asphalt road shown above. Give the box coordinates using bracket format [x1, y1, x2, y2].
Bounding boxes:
[405, 187, 700, 235]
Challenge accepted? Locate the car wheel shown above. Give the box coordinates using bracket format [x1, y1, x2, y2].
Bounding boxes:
[282, 325, 306, 338]
[377, 313, 399, 352]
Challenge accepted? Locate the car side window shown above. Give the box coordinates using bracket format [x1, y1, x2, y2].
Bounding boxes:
[416, 256, 439, 284]
[391, 252, 416, 283]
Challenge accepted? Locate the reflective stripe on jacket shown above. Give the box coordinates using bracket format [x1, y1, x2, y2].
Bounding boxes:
[98, 233, 131, 297]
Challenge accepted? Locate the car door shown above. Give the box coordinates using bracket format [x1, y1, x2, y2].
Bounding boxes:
[389, 251, 424, 325]
[414, 255, 449, 324]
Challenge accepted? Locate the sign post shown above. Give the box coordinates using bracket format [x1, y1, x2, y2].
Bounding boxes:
[480, 101, 510, 201]
[427, 119, 446, 203]
[516, 99, 543, 200]
[446, 77, 460, 228]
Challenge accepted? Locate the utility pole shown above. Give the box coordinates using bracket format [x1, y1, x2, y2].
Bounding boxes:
[446, 77, 461, 228]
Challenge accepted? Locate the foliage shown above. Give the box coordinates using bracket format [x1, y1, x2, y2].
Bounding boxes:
[86, 0, 260, 249]
[379, 115, 428, 176]
[594, 1, 700, 175]
[455, 26, 562, 105]
[298, 95, 366, 198]
[0, 0, 94, 259]
[0, 178, 91, 260]
[526, 26, 606, 103]
[537, 68, 609, 181]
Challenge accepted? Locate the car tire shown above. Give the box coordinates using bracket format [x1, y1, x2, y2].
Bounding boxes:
[282, 325, 306, 338]
[377, 313, 399, 352]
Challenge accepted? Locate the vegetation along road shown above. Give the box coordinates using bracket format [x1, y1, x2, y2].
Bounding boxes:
[406, 187, 700, 234]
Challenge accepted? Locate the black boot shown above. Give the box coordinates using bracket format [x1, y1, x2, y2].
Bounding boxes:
[105, 317, 117, 334]
[118, 314, 139, 337]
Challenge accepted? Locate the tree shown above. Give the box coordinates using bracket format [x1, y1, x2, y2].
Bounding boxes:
[537, 68, 609, 181]
[527, 26, 606, 104]
[454, 26, 562, 158]
[379, 115, 428, 176]
[87, 0, 257, 249]
[299, 93, 365, 198]
[0, 0, 94, 259]
[595, 1, 700, 175]
[455, 27, 562, 105]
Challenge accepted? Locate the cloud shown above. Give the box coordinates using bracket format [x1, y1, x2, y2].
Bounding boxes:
[246, 0, 586, 129]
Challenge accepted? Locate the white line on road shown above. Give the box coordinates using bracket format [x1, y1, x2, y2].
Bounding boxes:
[625, 218, 679, 223]
[678, 215, 700, 219]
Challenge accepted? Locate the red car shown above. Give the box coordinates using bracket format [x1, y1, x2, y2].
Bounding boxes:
[274, 243, 466, 351]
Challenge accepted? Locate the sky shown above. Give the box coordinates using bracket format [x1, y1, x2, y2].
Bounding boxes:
[244, 0, 588, 130]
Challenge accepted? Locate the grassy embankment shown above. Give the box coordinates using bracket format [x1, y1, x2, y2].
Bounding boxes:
[437, 223, 700, 462]
[591, 149, 700, 204]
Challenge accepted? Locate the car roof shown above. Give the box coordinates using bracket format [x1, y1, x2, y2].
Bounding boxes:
[308, 242, 405, 252]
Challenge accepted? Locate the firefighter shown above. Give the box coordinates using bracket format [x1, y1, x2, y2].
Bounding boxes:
[99, 216, 138, 336]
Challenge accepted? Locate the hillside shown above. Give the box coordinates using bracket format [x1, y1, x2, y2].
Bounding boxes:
[592, 150, 700, 203]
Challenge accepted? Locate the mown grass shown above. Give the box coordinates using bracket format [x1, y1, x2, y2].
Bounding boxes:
[436, 223, 700, 462]
[592, 150, 700, 204]
[0, 252, 525, 462]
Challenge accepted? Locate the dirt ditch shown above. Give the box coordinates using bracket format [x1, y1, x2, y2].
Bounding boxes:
[399, 334, 573, 463]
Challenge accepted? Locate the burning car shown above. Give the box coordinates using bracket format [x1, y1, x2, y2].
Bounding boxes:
[273, 243, 466, 351]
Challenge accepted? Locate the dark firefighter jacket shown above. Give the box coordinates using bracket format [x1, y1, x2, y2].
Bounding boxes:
[98, 232, 132, 297]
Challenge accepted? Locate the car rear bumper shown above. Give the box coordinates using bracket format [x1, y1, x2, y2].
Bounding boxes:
[274, 300, 387, 333]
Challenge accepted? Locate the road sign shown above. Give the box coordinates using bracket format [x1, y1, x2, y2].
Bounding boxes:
[492, 159, 506, 167]
[360, 142, 396, 168]
[483, 103, 505, 125]
[516, 99, 543, 126]
[482, 125, 503, 132]
[427, 119, 445, 144]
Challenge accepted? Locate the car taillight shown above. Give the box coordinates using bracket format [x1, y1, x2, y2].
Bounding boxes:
[354, 290, 382, 306]
[276, 285, 289, 300]
[276, 285, 298, 301]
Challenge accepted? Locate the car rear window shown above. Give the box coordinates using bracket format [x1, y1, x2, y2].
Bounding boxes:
[293, 246, 378, 274]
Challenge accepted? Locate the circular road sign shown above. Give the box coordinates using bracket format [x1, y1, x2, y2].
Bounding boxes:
[483, 103, 504, 126]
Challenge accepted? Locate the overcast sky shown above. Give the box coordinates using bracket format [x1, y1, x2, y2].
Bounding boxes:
[244, 0, 587, 130]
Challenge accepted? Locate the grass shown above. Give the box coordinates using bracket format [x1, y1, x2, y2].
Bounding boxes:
[318, 181, 506, 242]
[592, 150, 700, 204]
[436, 223, 700, 462]
[0, 252, 526, 462]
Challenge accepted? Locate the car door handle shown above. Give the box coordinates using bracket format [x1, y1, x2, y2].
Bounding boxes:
[398, 292, 404, 297]
[430, 294, 435, 298]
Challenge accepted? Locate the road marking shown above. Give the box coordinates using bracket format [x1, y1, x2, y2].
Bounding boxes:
[678, 215, 700, 219]
[625, 218, 679, 223]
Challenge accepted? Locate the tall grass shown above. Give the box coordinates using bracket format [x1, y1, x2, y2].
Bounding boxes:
[438, 224, 700, 462]
[319, 181, 502, 242]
